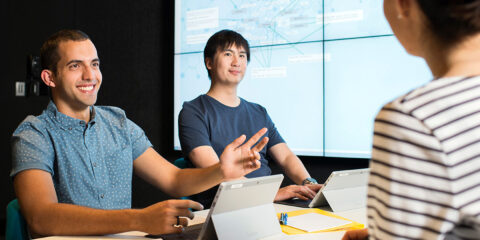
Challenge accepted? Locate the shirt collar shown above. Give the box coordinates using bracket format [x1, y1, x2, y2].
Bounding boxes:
[46, 101, 97, 131]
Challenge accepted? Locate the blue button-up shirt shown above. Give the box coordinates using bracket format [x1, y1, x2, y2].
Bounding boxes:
[11, 101, 152, 209]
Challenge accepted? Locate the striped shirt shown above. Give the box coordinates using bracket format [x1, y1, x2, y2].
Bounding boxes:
[368, 75, 480, 239]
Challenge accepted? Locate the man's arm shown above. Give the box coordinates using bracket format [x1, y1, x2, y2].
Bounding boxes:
[188, 146, 249, 182]
[189, 145, 221, 168]
[15, 128, 267, 237]
[133, 148, 224, 197]
[134, 128, 269, 198]
[187, 140, 320, 201]
[14, 169, 203, 237]
[268, 143, 321, 201]
[268, 143, 309, 185]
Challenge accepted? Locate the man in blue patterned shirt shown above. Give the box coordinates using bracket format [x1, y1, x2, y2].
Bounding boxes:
[11, 29, 268, 238]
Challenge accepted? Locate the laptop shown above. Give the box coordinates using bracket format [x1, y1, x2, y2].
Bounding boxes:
[278, 168, 369, 212]
[151, 174, 284, 240]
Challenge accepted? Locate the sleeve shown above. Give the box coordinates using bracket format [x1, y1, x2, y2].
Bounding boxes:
[367, 103, 454, 240]
[126, 118, 152, 160]
[178, 102, 212, 157]
[263, 107, 285, 149]
[11, 117, 55, 177]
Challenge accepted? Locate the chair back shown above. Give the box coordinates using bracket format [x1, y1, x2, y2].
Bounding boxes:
[173, 157, 188, 169]
[6, 199, 30, 240]
[173, 158, 190, 200]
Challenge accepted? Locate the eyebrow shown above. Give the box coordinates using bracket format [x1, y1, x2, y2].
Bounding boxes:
[223, 49, 247, 54]
[66, 58, 100, 66]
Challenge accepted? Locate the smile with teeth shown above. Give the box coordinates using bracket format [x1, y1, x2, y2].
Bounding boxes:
[78, 85, 95, 92]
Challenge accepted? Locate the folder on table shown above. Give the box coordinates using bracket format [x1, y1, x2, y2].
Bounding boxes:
[277, 208, 364, 235]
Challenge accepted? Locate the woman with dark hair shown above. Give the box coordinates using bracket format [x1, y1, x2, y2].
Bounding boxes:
[343, 0, 480, 239]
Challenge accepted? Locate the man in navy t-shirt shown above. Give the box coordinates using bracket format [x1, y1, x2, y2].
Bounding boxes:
[179, 30, 321, 207]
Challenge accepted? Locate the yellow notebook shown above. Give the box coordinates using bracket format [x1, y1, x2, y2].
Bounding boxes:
[277, 208, 364, 235]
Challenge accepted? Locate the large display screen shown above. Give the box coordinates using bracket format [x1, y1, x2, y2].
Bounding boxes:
[174, 0, 432, 158]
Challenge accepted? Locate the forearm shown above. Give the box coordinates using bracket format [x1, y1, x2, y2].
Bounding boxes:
[280, 154, 310, 185]
[167, 163, 224, 197]
[14, 170, 145, 237]
[26, 202, 143, 237]
[136, 132, 267, 198]
[134, 148, 225, 198]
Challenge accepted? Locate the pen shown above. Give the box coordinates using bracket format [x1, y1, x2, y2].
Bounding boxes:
[279, 213, 288, 225]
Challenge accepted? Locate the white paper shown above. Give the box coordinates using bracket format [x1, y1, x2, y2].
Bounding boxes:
[286, 213, 352, 232]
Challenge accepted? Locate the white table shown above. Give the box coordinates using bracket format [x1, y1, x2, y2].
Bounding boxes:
[38, 204, 366, 240]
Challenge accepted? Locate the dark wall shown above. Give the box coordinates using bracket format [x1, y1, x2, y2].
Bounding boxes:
[4, 0, 178, 233]
[3, 0, 369, 236]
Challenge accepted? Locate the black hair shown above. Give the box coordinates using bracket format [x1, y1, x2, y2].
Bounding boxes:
[417, 0, 480, 46]
[203, 29, 250, 79]
[40, 29, 90, 74]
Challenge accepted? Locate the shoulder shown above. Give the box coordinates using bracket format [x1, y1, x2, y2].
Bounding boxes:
[12, 115, 55, 155]
[13, 115, 49, 137]
[394, 76, 478, 111]
[182, 95, 205, 109]
[181, 95, 212, 117]
[95, 106, 133, 130]
[373, 78, 467, 138]
[380, 76, 480, 122]
[375, 91, 426, 133]
[95, 105, 127, 118]
[377, 77, 443, 119]
[240, 98, 267, 113]
[94, 105, 129, 127]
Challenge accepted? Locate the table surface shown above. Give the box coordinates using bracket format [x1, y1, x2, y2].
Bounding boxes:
[38, 204, 367, 240]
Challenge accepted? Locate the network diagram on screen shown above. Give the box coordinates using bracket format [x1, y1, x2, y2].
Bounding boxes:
[174, 0, 432, 158]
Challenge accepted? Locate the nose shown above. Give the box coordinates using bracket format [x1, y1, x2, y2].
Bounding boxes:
[231, 55, 240, 66]
[83, 66, 96, 81]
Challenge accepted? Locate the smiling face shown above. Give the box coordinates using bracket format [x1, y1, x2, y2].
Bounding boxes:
[45, 39, 102, 115]
[206, 44, 248, 86]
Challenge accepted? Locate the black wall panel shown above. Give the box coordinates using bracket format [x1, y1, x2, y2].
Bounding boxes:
[3, 0, 77, 236]
[3, 0, 177, 234]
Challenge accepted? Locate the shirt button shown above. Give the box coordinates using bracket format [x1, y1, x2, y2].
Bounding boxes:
[100, 194, 104, 199]
[93, 163, 97, 167]
[68, 127, 72, 130]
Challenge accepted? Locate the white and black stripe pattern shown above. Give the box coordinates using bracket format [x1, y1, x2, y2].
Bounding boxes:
[368, 76, 480, 240]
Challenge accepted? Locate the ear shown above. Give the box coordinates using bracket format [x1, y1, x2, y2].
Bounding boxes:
[205, 58, 213, 70]
[40, 69, 56, 88]
[395, 0, 412, 18]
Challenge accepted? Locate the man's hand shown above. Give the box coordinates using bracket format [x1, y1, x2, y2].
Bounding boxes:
[139, 199, 203, 235]
[274, 184, 322, 201]
[219, 128, 269, 179]
[342, 228, 369, 240]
